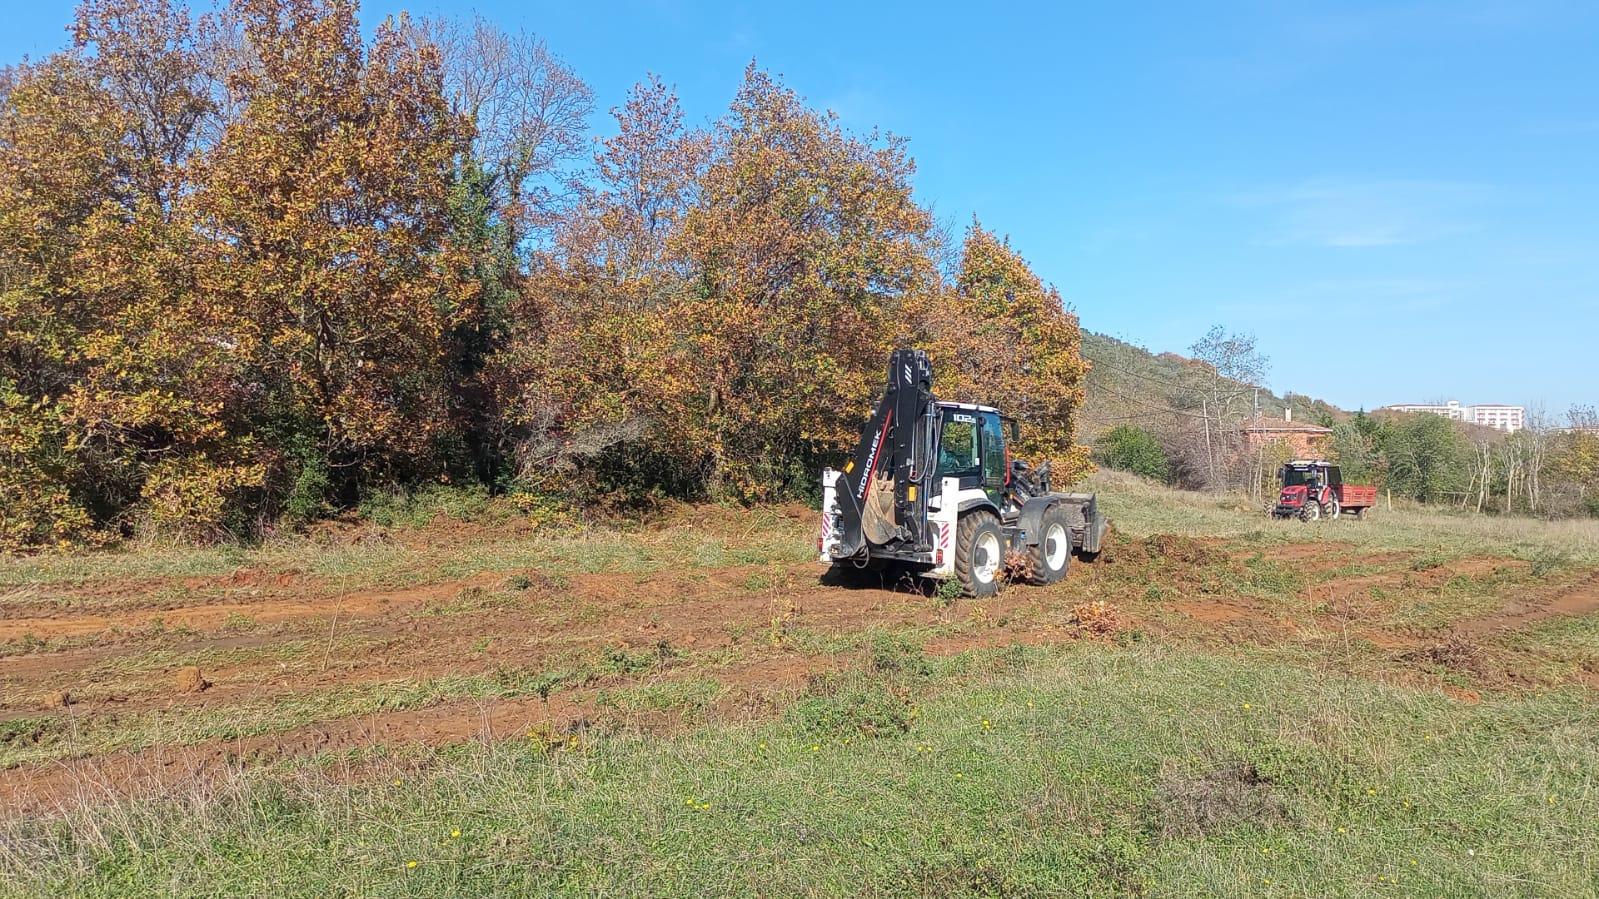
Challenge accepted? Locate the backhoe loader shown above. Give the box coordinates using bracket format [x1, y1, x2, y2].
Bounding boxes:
[818, 349, 1106, 596]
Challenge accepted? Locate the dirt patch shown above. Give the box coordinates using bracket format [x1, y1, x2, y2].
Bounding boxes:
[0, 575, 488, 643]
[1450, 574, 1599, 636]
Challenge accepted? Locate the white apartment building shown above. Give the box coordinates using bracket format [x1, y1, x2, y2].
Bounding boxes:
[1382, 400, 1525, 433]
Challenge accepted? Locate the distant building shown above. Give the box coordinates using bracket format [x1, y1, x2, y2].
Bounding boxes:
[1242, 410, 1333, 459]
[1382, 400, 1524, 433]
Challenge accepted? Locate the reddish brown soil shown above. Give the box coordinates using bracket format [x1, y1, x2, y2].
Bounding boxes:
[1450, 573, 1599, 635]
[2, 529, 1595, 812]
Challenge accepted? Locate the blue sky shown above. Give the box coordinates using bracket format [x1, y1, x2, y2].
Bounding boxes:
[6, 1, 1597, 415]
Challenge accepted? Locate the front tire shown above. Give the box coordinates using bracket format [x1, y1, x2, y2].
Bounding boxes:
[954, 510, 1004, 598]
[1025, 506, 1072, 585]
[1299, 501, 1320, 522]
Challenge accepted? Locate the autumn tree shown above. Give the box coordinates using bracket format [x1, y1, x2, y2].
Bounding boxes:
[666, 65, 942, 497]
[193, 0, 476, 518]
[918, 222, 1092, 483]
[0, 0, 224, 545]
[482, 74, 701, 497]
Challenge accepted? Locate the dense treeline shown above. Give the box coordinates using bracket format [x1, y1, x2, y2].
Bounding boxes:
[1096, 408, 1599, 518]
[1330, 408, 1599, 518]
[0, 0, 1090, 550]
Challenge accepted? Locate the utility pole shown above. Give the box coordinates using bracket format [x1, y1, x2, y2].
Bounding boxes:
[1202, 397, 1215, 489]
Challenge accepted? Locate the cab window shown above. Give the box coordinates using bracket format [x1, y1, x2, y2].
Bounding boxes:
[936, 411, 980, 477]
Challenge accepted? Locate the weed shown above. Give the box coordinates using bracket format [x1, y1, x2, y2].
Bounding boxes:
[867, 632, 930, 677]
[598, 679, 725, 714]
[1411, 550, 1450, 571]
[933, 578, 962, 607]
[219, 612, 256, 632]
[1146, 759, 1289, 838]
[1527, 548, 1574, 578]
[789, 673, 914, 739]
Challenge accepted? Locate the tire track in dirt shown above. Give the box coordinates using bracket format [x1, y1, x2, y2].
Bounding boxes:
[0, 561, 942, 724]
[0, 575, 497, 643]
[0, 653, 832, 813]
[1450, 573, 1599, 635]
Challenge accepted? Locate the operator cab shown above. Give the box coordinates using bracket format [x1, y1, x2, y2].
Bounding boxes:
[1281, 460, 1342, 488]
[932, 402, 1010, 508]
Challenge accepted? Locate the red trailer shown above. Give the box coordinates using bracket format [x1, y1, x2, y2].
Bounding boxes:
[1271, 460, 1375, 521]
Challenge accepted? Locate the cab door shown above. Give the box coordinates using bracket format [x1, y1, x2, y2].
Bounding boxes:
[979, 411, 1007, 507]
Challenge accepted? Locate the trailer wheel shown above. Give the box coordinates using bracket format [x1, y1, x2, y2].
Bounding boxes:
[1025, 505, 1072, 585]
[954, 510, 1004, 598]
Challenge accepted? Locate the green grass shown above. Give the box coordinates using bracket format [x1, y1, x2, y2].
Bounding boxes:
[1089, 470, 1599, 566]
[4, 477, 1599, 896]
[0, 507, 817, 595]
[3, 643, 1595, 897]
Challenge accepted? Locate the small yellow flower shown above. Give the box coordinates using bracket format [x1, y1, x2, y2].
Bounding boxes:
[450, 828, 461, 839]
[954, 773, 963, 780]
[685, 798, 695, 805]
[405, 860, 418, 869]
[392, 778, 403, 787]
[1242, 703, 1251, 710]
[810, 744, 821, 752]
[1337, 827, 1346, 834]
[1366, 788, 1376, 795]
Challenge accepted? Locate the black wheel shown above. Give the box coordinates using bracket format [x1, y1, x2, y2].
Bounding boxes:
[1025, 505, 1072, 585]
[1299, 500, 1320, 522]
[1324, 499, 1341, 520]
[954, 510, 1004, 598]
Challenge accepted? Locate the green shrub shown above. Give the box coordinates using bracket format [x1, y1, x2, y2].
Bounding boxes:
[1093, 425, 1171, 483]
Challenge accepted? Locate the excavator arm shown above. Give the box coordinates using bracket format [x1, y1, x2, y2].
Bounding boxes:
[830, 348, 935, 560]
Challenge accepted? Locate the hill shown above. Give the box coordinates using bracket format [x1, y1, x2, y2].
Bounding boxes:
[1078, 330, 1347, 440]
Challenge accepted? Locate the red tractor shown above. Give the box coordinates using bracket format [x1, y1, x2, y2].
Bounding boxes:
[1271, 460, 1376, 521]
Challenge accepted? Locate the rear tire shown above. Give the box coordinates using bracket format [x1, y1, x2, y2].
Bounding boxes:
[954, 510, 1004, 598]
[1325, 499, 1341, 520]
[1025, 506, 1072, 585]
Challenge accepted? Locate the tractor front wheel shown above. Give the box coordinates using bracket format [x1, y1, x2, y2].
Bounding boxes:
[954, 510, 1004, 598]
[1025, 505, 1072, 585]
[1299, 500, 1321, 522]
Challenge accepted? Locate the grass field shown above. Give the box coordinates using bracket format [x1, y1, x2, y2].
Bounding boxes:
[1, 473, 1596, 897]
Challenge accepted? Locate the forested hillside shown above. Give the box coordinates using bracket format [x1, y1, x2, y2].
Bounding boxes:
[1079, 330, 1342, 437]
